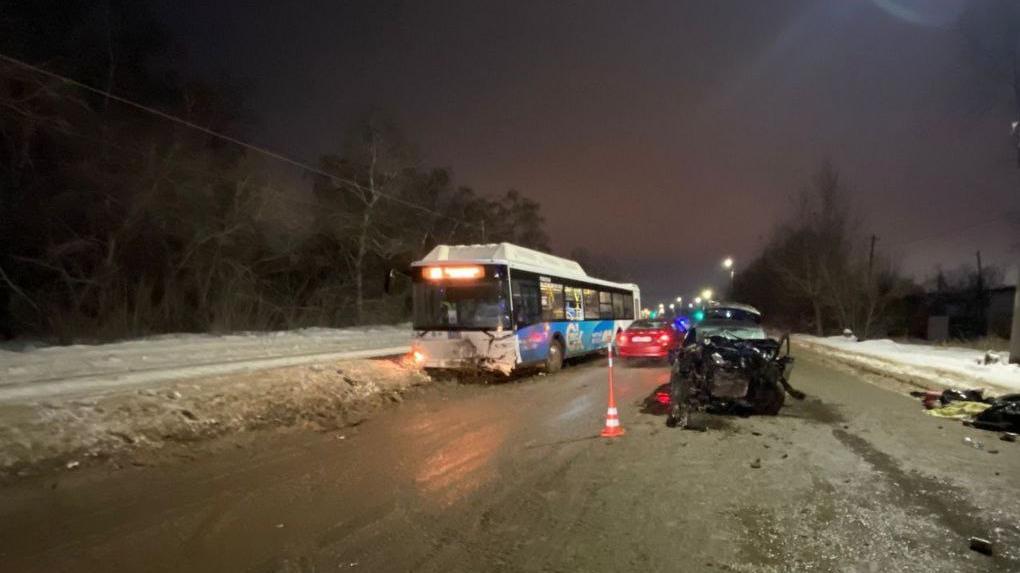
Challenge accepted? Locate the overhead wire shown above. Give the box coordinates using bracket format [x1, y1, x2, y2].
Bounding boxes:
[884, 213, 1015, 250]
[0, 51, 481, 227]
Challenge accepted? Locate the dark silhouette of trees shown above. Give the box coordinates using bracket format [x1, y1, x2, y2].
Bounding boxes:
[733, 162, 914, 338]
[0, 6, 553, 340]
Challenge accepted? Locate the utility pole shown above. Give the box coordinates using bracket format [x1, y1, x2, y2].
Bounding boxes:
[1012, 264, 1020, 364]
[867, 234, 877, 281]
[976, 250, 987, 336]
[976, 250, 984, 292]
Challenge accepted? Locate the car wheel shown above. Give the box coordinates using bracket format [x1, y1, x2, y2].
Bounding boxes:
[545, 339, 564, 374]
[751, 381, 785, 416]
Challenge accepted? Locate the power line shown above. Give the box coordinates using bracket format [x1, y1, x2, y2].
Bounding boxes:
[885, 213, 1014, 249]
[0, 51, 480, 227]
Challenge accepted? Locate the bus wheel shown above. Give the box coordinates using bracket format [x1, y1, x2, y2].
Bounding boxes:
[545, 339, 564, 373]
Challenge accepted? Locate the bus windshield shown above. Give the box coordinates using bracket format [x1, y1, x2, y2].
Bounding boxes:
[413, 279, 511, 330]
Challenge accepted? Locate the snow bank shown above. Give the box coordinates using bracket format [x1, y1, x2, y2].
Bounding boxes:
[0, 324, 411, 402]
[0, 357, 430, 479]
[794, 335, 1020, 394]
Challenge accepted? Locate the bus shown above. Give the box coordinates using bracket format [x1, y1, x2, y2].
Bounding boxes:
[410, 243, 640, 374]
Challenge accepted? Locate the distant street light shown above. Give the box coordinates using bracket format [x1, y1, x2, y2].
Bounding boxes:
[701, 288, 713, 301]
[688, 302, 694, 308]
[675, 296, 683, 304]
[669, 303, 675, 310]
[694, 296, 702, 305]
[722, 257, 735, 292]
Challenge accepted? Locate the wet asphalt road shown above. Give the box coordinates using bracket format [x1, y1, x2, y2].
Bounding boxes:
[0, 352, 1018, 572]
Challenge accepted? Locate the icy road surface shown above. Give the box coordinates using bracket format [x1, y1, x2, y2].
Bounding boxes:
[0, 325, 410, 402]
[0, 352, 1016, 572]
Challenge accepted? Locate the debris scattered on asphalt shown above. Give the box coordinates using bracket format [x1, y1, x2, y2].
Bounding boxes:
[166, 390, 182, 400]
[65, 460, 80, 470]
[275, 523, 285, 529]
[781, 453, 789, 459]
[971, 394, 1020, 433]
[1001, 432, 1018, 442]
[962, 437, 984, 450]
[750, 458, 762, 469]
[750, 431, 762, 436]
[912, 388, 987, 410]
[179, 409, 198, 420]
[978, 351, 1001, 365]
[987, 449, 999, 454]
[928, 402, 991, 420]
[968, 536, 993, 556]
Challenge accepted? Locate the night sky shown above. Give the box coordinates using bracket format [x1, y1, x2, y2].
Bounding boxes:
[156, 0, 1018, 305]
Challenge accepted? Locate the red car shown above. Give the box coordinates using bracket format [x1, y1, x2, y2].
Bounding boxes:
[616, 319, 680, 363]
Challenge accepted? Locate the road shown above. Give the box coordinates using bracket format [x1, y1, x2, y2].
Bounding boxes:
[0, 352, 1017, 572]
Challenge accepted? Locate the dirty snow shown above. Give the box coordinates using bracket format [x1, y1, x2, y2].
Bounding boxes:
[794, 335, 1020, 394]
[0, 325, 411, 402]
[0, 357, 429, 477]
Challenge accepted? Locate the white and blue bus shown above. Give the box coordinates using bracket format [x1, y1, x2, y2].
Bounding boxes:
[410, 243, 640, 374]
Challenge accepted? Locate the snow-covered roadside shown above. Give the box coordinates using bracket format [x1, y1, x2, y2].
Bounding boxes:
[0, 357, 430, 480]
[793, 335, 1020, 394]
[0, 324, 411, 402]
[0, 324, 422, 480]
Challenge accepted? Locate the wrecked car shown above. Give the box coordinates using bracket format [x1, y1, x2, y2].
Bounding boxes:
[665, 303, 804, 428]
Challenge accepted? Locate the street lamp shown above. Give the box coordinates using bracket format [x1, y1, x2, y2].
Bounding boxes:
[675, 296, 683, 304]
[701, 288, 713, 301]
[722, 257, 735, 292]
[694, 296, 702, 305]
[669, 303, 675, 310]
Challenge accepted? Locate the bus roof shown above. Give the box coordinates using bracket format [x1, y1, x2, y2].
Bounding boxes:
[413, 243, 639, 293]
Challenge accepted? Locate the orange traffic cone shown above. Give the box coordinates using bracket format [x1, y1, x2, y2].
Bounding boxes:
[600, 343, 625, 437]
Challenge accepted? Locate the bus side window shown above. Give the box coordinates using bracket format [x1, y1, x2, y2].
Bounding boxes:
[540, 282, 565, 321]
[611, 292, 624, 319]
[622, 293, 634, 319]
[582, 289, 600, 319]
[512, 279, 541, 327]
[599, 292, 613, 318]
[564, 287, 583, 320]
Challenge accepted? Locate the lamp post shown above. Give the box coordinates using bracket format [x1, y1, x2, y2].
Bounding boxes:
[722, 257, 734, 294]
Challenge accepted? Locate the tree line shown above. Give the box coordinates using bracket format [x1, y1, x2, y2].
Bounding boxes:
[0, 2, 550, 341]
[731, 162, 1007, 339]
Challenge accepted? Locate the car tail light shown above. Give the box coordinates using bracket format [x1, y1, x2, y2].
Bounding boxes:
[655, 391, 671, 405]
[618, 333, 628, 345]
[658, 332, 672, 344]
